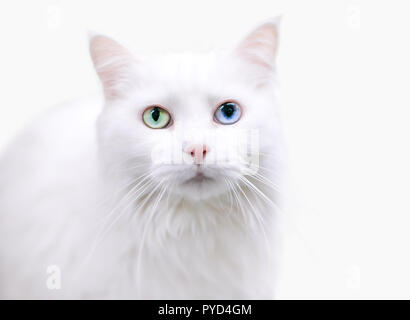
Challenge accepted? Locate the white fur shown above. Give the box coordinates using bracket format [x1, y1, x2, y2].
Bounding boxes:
[0, 20, 284, 299]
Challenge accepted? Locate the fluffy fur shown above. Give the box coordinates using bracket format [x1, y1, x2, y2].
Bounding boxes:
[0, 19, 284, 299]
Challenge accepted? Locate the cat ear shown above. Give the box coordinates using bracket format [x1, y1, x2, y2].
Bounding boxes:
[234, 17, 281, 71]
[89, 34, 136, 100]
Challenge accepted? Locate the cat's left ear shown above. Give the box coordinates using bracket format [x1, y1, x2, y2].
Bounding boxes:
[89, 34, 136, 100]
[234, 17, 281, 71]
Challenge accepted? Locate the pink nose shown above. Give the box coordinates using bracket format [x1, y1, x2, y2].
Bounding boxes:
[185, 144, 209, 165]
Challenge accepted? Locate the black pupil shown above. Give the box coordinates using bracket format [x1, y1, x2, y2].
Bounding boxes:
[151, 107, 160, 122]
[221, 103, 235, 118]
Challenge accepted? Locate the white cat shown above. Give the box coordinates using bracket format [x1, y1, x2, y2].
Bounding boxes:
[0, 19, 284, 299]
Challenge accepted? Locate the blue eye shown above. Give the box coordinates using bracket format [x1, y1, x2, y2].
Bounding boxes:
[214, 102, 242, 125]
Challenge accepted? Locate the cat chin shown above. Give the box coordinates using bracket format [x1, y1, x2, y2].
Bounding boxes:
[170, 178, 229, 201]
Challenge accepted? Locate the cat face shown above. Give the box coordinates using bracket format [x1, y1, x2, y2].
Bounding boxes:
[91, 20, 282, 201]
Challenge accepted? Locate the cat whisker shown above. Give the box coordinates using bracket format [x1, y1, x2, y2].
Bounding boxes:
[136, 181, 168, 297]
[226, 179, 246, 221]
[99, 172, 154, 226]
[247, 172, 282, 194]
[252, 164, 282, 178]
[235, 181, 266, 230]
[239, 176, 282, 214]
[235, 180, 272, 261]
[83, 175, 156, 263]
[73, 175, 156, 285]
[223, 178, 234, 214]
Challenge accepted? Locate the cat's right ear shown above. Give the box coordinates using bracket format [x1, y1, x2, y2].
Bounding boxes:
[233, 18, 281, 72]
[89, 34, 136, 100]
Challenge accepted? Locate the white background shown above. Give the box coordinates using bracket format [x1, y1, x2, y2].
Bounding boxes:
[1, 0, 409, 299]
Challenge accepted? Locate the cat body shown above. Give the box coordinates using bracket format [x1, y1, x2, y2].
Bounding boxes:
[0, 20, 284, 299]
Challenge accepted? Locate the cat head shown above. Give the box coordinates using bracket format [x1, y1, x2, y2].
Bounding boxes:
[90, 19, 283, 201]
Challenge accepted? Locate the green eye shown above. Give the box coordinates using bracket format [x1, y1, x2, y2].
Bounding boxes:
[142, 106, 171, 129]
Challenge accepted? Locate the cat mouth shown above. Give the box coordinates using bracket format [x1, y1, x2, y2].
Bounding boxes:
[183, 172, 213, 184]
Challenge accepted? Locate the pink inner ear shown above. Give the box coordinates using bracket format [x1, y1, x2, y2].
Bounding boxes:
[237, 23, 278, 70]
[90, 36, 135, 100]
